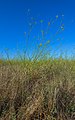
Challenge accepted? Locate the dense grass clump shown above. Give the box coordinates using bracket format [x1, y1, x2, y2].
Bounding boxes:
[0, 58, 75, 120]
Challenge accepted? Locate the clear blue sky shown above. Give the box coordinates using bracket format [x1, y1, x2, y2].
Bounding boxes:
[0, 0, 75, 58]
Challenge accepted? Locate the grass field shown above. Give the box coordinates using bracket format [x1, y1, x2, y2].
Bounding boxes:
[0, 57, 75, 120]
[0, 14, 75, 120]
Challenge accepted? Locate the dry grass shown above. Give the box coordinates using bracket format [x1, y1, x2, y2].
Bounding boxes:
[0, 59, 75, 120]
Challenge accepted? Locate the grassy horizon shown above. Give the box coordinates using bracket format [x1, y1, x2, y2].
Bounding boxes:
[0, 15, 75, 120]
[0, 54, 75, 120]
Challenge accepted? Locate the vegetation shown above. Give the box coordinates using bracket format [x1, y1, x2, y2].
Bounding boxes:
[0, 15, 75, 120]
[0, 58, 75, 120]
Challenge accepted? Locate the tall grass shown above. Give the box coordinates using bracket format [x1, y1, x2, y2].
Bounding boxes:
[0, 59, 75, 120]
[0, 14, 75, 120]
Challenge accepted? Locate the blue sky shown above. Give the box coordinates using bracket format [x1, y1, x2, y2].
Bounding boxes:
[0, 0, 75, 58]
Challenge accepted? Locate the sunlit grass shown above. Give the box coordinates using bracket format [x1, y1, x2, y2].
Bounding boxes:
[0, 58, 75, 120]
[0, 14, 75, 120]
